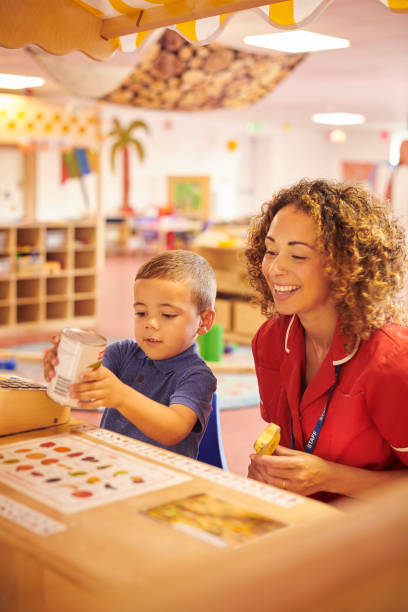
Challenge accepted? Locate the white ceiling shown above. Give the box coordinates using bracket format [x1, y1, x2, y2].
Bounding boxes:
[217, 0, 408, 131]
[0, 0, 407, 132]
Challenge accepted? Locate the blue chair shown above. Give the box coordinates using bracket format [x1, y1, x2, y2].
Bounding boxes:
[197, 393, 228, 470]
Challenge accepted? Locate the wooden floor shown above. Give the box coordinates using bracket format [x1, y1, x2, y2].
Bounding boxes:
[1, 255, 265, 477]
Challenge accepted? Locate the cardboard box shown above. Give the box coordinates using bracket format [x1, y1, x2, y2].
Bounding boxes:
[193, 245, 255, 296]
[215, 298, 232, 331]
[214, 269, 252, 295]
[233, 301, 266, 337]
[193, 245, 244, 270]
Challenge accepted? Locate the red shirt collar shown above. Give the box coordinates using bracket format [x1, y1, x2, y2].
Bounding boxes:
[284, 314, 360, 366]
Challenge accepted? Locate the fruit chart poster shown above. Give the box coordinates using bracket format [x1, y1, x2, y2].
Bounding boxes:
[0, 434, 191, 513]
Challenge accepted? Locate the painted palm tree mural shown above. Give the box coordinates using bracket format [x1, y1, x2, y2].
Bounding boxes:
[109, 118, 149, 213]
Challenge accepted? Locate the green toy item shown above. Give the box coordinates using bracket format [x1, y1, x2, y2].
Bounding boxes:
[197, 323, 224, 362]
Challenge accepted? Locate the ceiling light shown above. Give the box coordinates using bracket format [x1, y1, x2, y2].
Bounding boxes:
[329, 129, 347, 144]
[0, 73, 45, 89]
[244, 31, 350, 53]
[312, 112, 365, 125]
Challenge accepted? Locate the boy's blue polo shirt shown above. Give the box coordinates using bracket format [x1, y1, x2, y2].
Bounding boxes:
[100, 339, 217, 458]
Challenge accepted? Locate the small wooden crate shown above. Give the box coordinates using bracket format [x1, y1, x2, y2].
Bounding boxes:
[0, 387, 70, 436]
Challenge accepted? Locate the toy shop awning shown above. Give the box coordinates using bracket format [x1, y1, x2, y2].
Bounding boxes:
[0, 0, 406, 60]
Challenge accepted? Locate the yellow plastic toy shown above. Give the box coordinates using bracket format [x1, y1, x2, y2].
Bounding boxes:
[253, 423, 281, 455]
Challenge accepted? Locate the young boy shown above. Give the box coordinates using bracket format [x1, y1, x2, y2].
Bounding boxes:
[44, 250, 217, 459]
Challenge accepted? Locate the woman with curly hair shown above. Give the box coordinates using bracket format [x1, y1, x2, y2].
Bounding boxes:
[245, 178, 408, 501]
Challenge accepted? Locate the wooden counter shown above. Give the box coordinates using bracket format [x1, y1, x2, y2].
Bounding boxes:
[0, 420, 341, 612]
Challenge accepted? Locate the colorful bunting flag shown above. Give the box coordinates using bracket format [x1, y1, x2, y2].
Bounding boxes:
[74, 148, 91, 175]
[61, 148, 95, 183]
[62, 151, 80, 178]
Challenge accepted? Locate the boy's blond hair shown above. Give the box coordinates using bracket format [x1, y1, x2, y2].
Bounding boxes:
[135, 250, 216, 312]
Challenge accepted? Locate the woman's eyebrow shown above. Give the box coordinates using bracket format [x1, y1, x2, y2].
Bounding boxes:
[288, 241, 314, 249]
[265, 236, 314, 249]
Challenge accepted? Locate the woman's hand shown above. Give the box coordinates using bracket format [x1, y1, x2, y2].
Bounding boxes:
[43, 335, 60, 382]
[248, 445, 331, 497]
[69, 365, 125, 410]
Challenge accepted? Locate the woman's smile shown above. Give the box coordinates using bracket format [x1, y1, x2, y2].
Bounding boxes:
[273, 283, 301, 299]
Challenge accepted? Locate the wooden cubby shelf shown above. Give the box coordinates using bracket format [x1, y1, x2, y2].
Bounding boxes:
[46, 276, 69, 297]
[0, 220, 99, 335]
[46, 300, 69, 320]
[0, 280, 10, 300]
[74, 250, 95, 270]
[74, 274, 95, 294]
[17, 302, 40, 323]
[74, 298, 95, 317]
[0, 306, 11, 326]
[193, 244, 267, 345]
[17, 278, 41, 299]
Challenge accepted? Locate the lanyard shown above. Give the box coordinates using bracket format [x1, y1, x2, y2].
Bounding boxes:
[291, 363, 342, 453]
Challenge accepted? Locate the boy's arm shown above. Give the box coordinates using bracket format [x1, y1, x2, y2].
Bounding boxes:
[70, 366, 198, 446]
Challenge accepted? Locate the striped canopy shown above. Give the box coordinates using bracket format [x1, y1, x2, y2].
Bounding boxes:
[82, 0, 335, 52]
[0, 0, 406, 60]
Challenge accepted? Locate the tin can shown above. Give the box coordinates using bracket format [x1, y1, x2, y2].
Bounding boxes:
[47, 328, 107, 408]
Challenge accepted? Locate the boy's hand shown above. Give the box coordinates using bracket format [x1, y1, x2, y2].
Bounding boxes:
[43, 335, 60, 382]
[69, 366, 124, 410]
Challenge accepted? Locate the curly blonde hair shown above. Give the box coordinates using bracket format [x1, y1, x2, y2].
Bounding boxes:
[245, 178, 408, 340]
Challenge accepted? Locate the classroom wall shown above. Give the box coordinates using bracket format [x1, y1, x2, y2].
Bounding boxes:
[264, 128, 391, 195]
[36, 149, 98, 221]
[0, 146, 24, 222]
[100, 104, 246, 221]
[20, 101, 395, 222]
[100, 104, 392, 221]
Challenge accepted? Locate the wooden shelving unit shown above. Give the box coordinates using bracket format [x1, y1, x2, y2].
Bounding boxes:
[0, 220, 98, 335]
[192, 244, 267, 345]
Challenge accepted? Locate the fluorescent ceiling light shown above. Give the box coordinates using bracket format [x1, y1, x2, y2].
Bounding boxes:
[0, 73, 45, 89]
[244, 31, 350, 53]
[312, 112, 366, 125]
